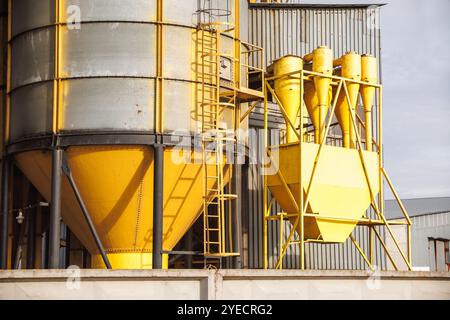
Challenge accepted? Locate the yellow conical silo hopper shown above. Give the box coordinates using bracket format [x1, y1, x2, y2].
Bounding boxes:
[273, 55, 303, 143]
[15, 147, 228, 269]
[334, 52, 362, 149]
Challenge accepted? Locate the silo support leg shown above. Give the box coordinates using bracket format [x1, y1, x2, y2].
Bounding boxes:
[152, 144, 164, 269]
[232, 163, 242, 269]
[49, 148, 62, 269]
[0, 158, 10, 269]
[61, 154, 112, 269]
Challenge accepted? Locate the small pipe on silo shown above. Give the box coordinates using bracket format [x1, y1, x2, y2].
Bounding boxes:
[49, 148, 63, 269]
[152, 144, 164, 269]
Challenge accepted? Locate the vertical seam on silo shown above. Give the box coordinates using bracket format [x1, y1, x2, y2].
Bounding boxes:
[133, 159, 146, 250]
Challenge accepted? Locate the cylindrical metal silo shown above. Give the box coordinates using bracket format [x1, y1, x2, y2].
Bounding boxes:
[8, 0, 240, 269]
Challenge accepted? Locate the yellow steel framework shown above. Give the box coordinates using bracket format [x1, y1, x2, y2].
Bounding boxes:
[197, 1, 264, 266]
[262, 67, 413, 271]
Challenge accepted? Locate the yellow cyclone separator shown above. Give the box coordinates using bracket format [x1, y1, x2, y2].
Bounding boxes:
[334, 52, 362, 148]
[360, 55, 378, 151]
[273, 55, 303, 143]
[15, 146, 228, 269]
[304, 82, 333, 143]
[304, 46, 334, 143]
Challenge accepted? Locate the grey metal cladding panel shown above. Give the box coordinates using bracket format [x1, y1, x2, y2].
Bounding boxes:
[61, 78, 154, 131]
[12, 0, 55, 37]
[10, 82, 53, 141]
[61, 0, 156, 22]
[163, 25, 194, 81]
[11, 28, 55, 89]
[163, 80, 194, 132]
[249, 7, 380, 67]
[61, 23, 156, 78]
[164, 0, 198, 25]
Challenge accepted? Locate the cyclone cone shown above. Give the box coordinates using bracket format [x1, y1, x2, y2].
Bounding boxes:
[334, 52, 362, 148]
[273, 56, 303, 143]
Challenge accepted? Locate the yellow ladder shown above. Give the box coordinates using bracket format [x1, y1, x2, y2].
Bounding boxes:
[199, 23, 239, 262]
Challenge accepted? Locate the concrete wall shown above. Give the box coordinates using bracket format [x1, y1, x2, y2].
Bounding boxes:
[0, 270, 449, 300]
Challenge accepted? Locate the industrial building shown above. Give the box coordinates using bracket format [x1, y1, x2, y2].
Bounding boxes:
[0, 0, 448, 300]
[385, 197, 450, 272]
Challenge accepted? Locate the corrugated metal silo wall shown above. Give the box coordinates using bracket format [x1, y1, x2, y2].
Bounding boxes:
[244, 4, 387, 270]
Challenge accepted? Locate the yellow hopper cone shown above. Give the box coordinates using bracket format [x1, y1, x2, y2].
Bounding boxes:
[273, 55, 303, 143]
[15, 146, 228, 269]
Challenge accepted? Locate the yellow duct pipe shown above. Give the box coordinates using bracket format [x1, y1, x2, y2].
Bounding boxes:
[360, 55, 378, 151]
[334, 52, 361, 148]
[304, 46, 333, 143]
[273, 55, 304, 143]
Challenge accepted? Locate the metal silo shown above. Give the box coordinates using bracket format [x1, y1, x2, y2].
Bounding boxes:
[4, 0, 264, 269]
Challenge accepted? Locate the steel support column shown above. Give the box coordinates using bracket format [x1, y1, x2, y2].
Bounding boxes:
[49, 148, 62, 269]
[232, 163, 242, 269]
[152, 144, 164, 269]
[0, 158, 10, 269]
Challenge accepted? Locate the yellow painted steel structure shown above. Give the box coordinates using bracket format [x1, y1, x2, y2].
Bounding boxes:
[263, 49, 412, 271]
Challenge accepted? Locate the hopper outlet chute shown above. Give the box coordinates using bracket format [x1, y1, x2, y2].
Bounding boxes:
[334, 52, 362, 149]
[15, 146, 229, 269]
[303, 46, 334, 143]
[273, 55, 304, 143]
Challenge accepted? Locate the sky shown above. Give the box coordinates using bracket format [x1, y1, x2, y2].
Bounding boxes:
[305, 0, 450, 199]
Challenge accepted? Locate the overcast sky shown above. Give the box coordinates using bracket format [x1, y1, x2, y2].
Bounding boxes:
[306, 0, 450, 199]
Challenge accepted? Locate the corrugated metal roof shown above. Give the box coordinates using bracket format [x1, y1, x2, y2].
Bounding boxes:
[249, 3, 386, 9]
[385, 197, 450, 219]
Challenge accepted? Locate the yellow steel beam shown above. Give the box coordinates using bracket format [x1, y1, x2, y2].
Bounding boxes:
[350, 235, 374, 271]
[240, 101, 258, 123]
[382, 168, 412, 225]
[343, 82, 412, 271]
[266, 83, 301, 141]
[355, 112, 379, 151]
[298, 71, 305, 269]
[267, 69, 382, 89]
[372, 226, 398, 271]
[263, 80, 269, 269]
